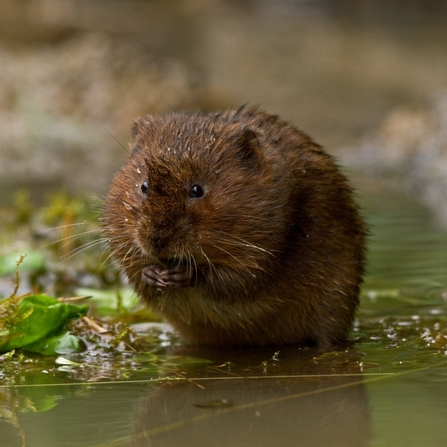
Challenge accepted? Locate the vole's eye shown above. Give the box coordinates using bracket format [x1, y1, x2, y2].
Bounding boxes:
[141, 181, 149, 195]
[189, 184, 204, 199]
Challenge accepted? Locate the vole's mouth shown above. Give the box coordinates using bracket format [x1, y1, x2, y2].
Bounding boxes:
[159, 258, 187, 268]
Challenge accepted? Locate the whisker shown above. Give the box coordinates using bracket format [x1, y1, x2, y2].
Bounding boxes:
[96, 250, 117, 272]
[212, 230, 277, 257]
[59, 238, 108, 262]
[36, 229, 102, 253]
[104, 127, 129, 154]
[36, 221, 95, 233]
[190, 252, 199, 286]
[211, 245, 258, 278]
[199, 246, 218, 280]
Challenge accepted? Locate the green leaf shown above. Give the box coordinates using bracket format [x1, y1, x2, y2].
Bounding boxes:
[0, 294, 88, 353]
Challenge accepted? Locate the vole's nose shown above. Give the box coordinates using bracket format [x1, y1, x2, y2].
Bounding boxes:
[150, 236, 169, 250]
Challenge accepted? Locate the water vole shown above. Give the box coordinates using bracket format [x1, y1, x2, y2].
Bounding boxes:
[103, 107, 366, 348]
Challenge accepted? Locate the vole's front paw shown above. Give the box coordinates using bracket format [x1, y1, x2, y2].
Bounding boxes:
[142, 264, 194, 291]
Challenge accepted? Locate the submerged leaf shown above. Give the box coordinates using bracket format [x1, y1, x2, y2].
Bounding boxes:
[26, 331, 84, 355]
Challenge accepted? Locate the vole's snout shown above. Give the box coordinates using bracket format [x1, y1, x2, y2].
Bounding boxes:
[150, 236, 170, 250]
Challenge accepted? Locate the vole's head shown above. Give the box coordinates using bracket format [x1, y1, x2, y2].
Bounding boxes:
[103, 112, 283, 281]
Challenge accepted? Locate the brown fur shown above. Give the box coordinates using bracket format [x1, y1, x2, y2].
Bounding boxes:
[103, 107, 366, 348]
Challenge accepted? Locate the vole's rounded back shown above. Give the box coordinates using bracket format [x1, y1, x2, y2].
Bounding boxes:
[104, 107, 366, 348]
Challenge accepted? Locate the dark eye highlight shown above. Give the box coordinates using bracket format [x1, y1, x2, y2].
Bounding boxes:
[189, 184, 204, 199]
[141, 181, 149, 195]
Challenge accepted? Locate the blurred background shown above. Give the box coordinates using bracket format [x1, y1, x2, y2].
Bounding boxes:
[1, 0, 447, 222]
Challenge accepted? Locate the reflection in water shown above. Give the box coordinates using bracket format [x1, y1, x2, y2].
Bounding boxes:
[129, 347, 371, 447]
[130, 377, 370, 447]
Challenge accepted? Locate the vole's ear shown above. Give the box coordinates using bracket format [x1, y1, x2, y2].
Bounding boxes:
[236, 127, 263, 170]
[130, 116, 153, 141]
[130, 116, 157, 157]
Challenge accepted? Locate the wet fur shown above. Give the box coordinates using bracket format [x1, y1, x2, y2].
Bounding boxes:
[103, 107, 366, 348]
